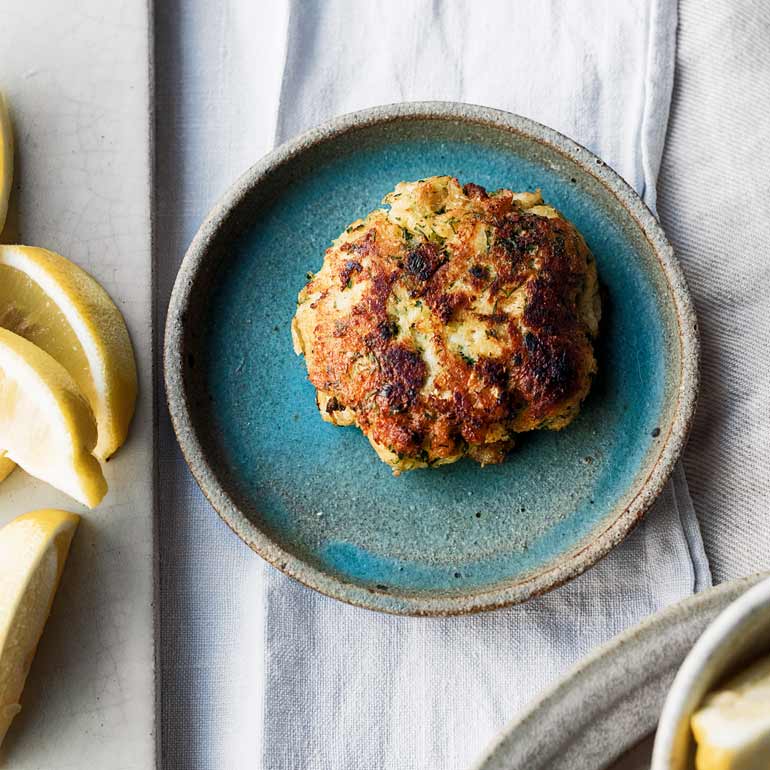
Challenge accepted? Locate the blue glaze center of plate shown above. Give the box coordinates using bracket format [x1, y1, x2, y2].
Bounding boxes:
[202, 134, 670, 596]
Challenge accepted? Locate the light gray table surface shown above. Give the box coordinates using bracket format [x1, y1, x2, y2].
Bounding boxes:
[0, 2, 155, 767]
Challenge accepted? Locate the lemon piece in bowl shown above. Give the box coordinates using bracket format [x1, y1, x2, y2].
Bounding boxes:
[0, 245, 137, 460]
[0, 509, 79, 747]
[0, 92, 12, 236]
[0, 327, 106, 507]
[691, 654, 770, 770]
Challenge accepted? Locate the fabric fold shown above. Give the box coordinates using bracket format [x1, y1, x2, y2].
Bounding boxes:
[259, 2, 710, 769]
[156, 1, 712, 768]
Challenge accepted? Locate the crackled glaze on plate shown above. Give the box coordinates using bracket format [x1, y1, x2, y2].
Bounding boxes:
[164, 103, 698, 615]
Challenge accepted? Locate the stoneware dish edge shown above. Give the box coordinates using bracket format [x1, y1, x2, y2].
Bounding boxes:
[475, 574, 767, 770]
[651, 574, 770, 769]
[164, 101, 700, 616]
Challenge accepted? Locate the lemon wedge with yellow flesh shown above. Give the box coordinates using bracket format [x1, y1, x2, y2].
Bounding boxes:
[0, 327, 106, 507]
[0, 97, 16, 484]
[0, 509, 79, 747]
[0, 245, 137, 460]
[0, 92, 12, 236]
[692, 653, 770, 770]
[0, 455, 14, 483]
[0, 98, 16, 485]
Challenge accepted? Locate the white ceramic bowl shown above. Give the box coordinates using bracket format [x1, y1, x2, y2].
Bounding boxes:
[652, 575, 770, 769]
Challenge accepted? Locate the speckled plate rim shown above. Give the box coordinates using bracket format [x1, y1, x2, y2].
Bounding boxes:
[473, 574, 768, 770]
[164, 101, 700, 616]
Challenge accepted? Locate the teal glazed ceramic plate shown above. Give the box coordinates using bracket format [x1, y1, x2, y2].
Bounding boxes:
[164, 102, 699, 615]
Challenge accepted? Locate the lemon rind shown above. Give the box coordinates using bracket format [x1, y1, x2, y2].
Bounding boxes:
[0, 245, 137, 459]
[0, 510, 79, 747]
[0, 327, 107, 507]
[0, 92, 12, 236]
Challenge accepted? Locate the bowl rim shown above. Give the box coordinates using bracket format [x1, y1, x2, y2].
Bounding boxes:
[651, 575, 770, 768]
[474, 574, 768, 770]
[163, 100, 700, 616]
[473, 574, 770, 769]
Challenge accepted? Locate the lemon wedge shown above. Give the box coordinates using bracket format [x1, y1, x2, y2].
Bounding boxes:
[0, 509, 79, 747]
[0, 455, 14, 483]
[0, 327, 106, 507]
[0, 92, 12, 236]
[691, 653, 770, 770]
[0, 245, 137, 460]
[0, 95, 16, 484]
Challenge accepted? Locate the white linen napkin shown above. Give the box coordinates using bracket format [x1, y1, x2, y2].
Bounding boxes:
[657, 0, 770, 582]
[155, 1, 710, 768]
[260, 2, 709, 769]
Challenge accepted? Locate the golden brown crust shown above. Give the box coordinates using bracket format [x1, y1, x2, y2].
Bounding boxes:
[293, 176, 600, 473]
